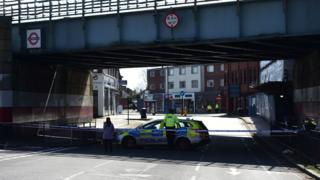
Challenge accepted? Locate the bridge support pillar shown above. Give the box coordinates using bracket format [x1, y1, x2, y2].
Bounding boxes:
[0, 17, 13, 123]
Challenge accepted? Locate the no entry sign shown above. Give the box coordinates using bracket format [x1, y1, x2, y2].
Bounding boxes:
[164, 13, 179, 29]
[27, 29, 41, 49]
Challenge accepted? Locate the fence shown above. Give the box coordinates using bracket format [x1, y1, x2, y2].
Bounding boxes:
[0, 0, 238, 23]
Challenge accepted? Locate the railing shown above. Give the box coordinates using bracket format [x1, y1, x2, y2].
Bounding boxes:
[0, 0, 237, 24]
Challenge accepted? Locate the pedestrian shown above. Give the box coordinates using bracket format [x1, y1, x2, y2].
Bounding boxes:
[215, 103, 220, 113]
[207, 104, 212, 113]
[160, 109, 180, 149]
[103, 117, 115, 153]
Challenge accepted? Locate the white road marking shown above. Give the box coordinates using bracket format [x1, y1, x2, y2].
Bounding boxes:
[195, 154, 204, 171]
[93, 173, 131, 179]
[191, 175, 196, 180]
[93, 161, 114, 168]
[125, 168, 140, 173]
[0, 147, 60, 160]
[195, 164, 201, 171]
[64, 171, 85, 180]
[0, 147, 62, 161]
[120, 174, 151, 178]
[0, 147, 76, 162]
[291, 172, 304, 179]
[227, 167, 241, 176]
[140, 163, 158, 174]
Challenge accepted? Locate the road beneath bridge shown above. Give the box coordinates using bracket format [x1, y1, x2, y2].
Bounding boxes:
[0, 115, 313, 180]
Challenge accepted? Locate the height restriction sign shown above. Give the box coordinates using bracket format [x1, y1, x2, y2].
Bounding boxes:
[164, 13, 179, 29]
[27, 29, 41, 49]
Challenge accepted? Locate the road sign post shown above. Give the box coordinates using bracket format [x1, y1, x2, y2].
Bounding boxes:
[180, 91, 185, 115]
[164, 13, 179, 29]
[164, 12, 179, 40]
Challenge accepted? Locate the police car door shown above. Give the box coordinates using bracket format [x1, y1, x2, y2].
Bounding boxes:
[139, 121, 164, 145]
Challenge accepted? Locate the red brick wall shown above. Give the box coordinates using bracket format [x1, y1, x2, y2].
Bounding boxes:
[147, 68, 165, 94]
[225, 62, 259, 113]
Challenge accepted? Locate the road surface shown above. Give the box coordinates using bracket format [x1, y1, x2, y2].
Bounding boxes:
[0, 115, 313, 180]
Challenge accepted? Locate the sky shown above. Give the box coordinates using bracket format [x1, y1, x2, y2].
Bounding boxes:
[120, 67, 149, 91]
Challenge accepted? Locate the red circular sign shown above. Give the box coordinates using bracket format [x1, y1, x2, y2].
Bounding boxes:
[28, 32, 40, 46]
[164, 13, 179, 29]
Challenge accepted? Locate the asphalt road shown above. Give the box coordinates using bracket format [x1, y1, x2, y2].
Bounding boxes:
[0, 116, 314, 180]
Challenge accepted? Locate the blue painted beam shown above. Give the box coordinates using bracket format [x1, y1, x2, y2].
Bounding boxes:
[11, 0, 320, 53]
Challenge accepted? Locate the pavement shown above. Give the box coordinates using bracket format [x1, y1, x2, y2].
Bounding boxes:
[240, 116, 320, 179]
[93, 110, 164, 129]
[0, 114, 314, 180]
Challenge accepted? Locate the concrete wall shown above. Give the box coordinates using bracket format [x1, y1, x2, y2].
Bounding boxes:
[255, 93, 276, 125]
[0, 17, 13, 123]
[11, 63, 93, 124]
[294, 51, 320, 124]
[0, 17, 93, 124]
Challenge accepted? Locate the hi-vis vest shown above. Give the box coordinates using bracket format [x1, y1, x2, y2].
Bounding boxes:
[163, 114, 179, 128]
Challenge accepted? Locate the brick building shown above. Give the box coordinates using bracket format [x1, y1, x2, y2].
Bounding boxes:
[225, 62, 259, 114]
[146, 68, 165, 113]
[199, 63, 226, 113]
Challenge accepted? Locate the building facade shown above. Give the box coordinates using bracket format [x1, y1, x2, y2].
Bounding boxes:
[93, 68, 121, 117]
[225, 62, 259, 114]
[254, 60, 294, 126]
[146, 68, 165, 113]
[201, 63, 226, 113]
[166, 65, 203, 113]
[293, 52, 320, 130]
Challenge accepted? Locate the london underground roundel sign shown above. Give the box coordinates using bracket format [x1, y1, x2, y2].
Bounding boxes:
[164, 13, 179, 29]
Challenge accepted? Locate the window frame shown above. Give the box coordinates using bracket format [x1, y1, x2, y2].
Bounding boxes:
[220, 79, 224, 87]
[168, 68, 174, 76]
[179, 81, 186, 89]
[168, 82, 174, 89]
[207, 79, 214, 88]
[191, 80, 198, 88]
[191, 66, 198, 74]
[220, 64, 224, 71]
[207, 65, 215, 73]
[150, 70, 155, 77]
[179, 67, 186, 75]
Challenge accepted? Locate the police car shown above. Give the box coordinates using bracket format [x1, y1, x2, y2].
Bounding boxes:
[117, 119, 210, 150]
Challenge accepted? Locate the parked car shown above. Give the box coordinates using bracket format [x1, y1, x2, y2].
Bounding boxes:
[117, 119, 210, 150]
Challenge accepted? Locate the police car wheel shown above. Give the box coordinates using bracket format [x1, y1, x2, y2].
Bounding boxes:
[176, 138, 191, 150]
[122, 136, 136, 148]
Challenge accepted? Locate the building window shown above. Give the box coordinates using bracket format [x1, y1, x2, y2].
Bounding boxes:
[168, 82, 174, 89]
[160, 83, 164, 89]
[150, 70, 155, 77]
[191, 66, 198, 74]
[168, 68, 174, 76]
[149, 84, 155, 90]
[191, 80, 198, 88]
[207, 65, 214, 73]
[220, 79, 224, 87]
[160, 70, 164, 76]
[179, 67, 186, 75]
[179, 81, 186, 88]
[220, 64, 224, 71]
[207, 79, 214, 87]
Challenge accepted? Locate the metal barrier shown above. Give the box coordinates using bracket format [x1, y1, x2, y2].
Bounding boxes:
[0, 0, 237, 24]
[1, 123, 300, 138]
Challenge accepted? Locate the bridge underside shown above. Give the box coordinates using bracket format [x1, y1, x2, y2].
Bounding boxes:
[13, 34, 320, 68]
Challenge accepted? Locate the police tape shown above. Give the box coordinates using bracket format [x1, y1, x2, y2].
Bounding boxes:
[4, 124, 300, 135]
[139, 129, 299, 134]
